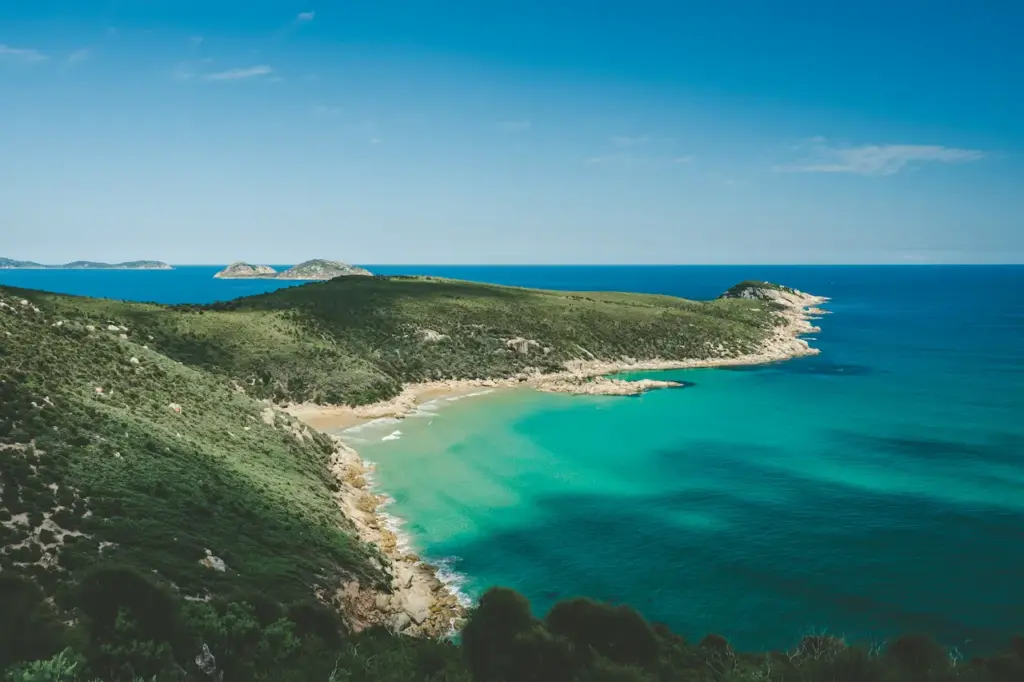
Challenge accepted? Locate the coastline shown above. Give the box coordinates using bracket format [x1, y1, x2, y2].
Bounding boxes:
[290, 289, 828, 637]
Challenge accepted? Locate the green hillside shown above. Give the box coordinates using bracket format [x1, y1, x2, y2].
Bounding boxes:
[1, 280, 1020, 682]
[24, 275, 783, 406]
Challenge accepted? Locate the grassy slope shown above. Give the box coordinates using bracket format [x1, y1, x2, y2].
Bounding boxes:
[26, 276, 783, 406]
[0, 276, 780, 608]
[0, 291, 383, 613]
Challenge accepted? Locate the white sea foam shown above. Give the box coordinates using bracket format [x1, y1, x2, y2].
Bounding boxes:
[445, 389, 495, 403]
[344, 417, 401, 434]
[364, 463, 474, 621]
[377, 505, 472, 607]
[414, 399, 445, 413]
[381, 430, 403, 441]
[433, 555, 473, 608]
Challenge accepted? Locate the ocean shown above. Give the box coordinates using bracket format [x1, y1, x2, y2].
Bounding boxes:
[4, 264, 1022, 652]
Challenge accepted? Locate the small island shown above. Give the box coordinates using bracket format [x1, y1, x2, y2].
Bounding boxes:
[0, 257, 172, 270]
[214, 258, 372, 280]
[213, 262, 279, 279]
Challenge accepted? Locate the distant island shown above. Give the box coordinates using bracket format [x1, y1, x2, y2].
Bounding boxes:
[0, 257, 172, 270]
[214, 258, 373, 280]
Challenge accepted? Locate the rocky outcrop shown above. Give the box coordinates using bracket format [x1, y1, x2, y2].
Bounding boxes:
[505, 337, 540, 355]
[719, 281, 827, 309]
[276, 259, 372, 280]
[213, 262, 278, 279]
[323, 440, 467, 638]
[537, 376, 684, 396]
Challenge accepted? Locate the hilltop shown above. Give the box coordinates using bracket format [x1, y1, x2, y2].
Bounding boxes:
[277, 259, 372, 279]
[3, 279, 1018, 682]
[0, 258, 172, 270]
[213, 262, 278, 279]
[213, 259, 372, 280]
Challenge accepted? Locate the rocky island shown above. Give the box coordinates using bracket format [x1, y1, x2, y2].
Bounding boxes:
[0, 257, 172, 269]
[277, 258, 373, 280]
[213, 258, 372, 280]
[212, 261, 278, 279]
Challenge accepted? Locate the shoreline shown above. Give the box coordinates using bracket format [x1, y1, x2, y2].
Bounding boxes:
[291, 288, 829, 637]
[286, 289, 828, 431]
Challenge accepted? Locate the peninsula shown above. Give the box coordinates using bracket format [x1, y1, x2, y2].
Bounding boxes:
[213, 258, 372, 280]
[6, 278, 1006, 682]
[0, 257, 172, 270]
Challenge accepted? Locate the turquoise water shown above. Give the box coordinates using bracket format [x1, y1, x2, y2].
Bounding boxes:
[4, 265, 1022, 652]
[344, 266, 1024, 653]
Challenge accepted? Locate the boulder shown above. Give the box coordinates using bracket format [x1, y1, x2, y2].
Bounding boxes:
[404, 591, 433, 625]
[392, 612, 411, 632]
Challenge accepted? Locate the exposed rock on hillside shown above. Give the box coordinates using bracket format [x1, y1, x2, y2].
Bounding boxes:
[276, 259, 372, 280]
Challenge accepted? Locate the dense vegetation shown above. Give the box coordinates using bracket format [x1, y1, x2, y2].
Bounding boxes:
[2, 279, 1018, 681]
[4, 577, 1023, 681]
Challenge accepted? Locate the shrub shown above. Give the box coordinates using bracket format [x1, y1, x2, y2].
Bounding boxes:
[461, 587, 537, 682]
[546, 598, 659, 669]
[883, 634, 952, 673]
[285, 601, 346, 647]
[0, 576, 70, 671]
[3, 648, 84, 682]
[74, 561, 188, 655]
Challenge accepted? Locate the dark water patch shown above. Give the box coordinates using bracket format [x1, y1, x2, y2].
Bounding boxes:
[435, 484, 1019, 654]
[778, 361, 875, 376]
[833, 431, 1024, 469]
[716, 360, 875, 377]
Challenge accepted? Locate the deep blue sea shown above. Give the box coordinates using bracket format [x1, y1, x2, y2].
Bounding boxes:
[4, 265, 1022, 652]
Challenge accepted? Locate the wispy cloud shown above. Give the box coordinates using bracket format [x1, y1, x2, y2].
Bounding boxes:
[202, 65, 274, 81]
[496, 119, 531, 132]
[297, 11, 316, 21]
[0, 44, 47, 63]
[65, 48, 92, 66]
[190, 36, 204, 46]
[776, 138, 986, 176]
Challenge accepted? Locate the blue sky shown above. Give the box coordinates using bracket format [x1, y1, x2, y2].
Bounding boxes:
[2, 1, 1022, 264]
